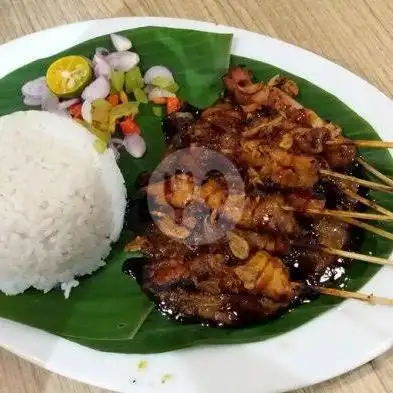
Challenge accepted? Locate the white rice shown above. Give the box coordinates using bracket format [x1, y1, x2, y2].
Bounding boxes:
[0, 110, 127, 295]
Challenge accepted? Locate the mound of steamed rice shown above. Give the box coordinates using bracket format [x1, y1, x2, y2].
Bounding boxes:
[0, 110, 126, 296]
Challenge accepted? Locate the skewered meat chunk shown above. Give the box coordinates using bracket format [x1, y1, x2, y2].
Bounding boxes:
[242, 115, 355, 169]
[286, 190, 326, 211]
[224, 67, 324, 127]
[130, 246, 306, 326]
[268, 75, 299, 97]
[142, 243, 298, 301]
[323, 138, 357, 168]
[293, 127, 330, 154]
[223, 67, 357, 169]
[230, 229, 291, 255]
[147, 175, 299, 235]
[133, 223, 297, 300]
[300, 217, 350, 275]
[155, 288, 301, 327]
[241, 142, 321, 188]
[125, 227, 192, 259]
[232, 194, 299, 235]
[234, 251, 296, 301]
[146, 173, 195, 209]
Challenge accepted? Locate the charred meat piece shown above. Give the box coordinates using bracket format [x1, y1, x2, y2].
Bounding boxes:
[229, 229, 291, 255]
[125, 227, 192, 259]
[155, 288, 303, 327]
[267, 75, 299, 97]
[231, 194, 299, 235]
[223, 67, 355, 166]
[286, 189, 326, 211]
[133, 247, 306, 327]
[299, 217, 350, 275]
[234, 251, 296, 301]
[242, 117, 353, 168]
[323, 138, 357, 169]
[241, 142, 321, 188]
[170, 101, 245, 160]
[146, 173, 195, 209]
[147, 175, 300, 236]
[223, 67, 325, 128]
[293, 127, 330, 154]
[144, 249, 297, 301]
[188, 120, 241, 160]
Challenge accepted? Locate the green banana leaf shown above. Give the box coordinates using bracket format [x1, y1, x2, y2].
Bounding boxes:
[0, 27, 392, 354]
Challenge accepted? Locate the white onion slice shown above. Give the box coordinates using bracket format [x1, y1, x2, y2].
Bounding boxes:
[21, 76, 49, 98]
[23, 95, 42, 106]
[110, 34, 132, 51]
[144, 66, 174, 85]
[81, 76, 110, 102]
[95, 47, 110, 57]
[123, 134, 146, 158]
[106, 52, 140, 72]
[93, 54, 112, 77]
[81, 100, 92, 123]
[41, 94, 59, 112]
[58, 98, 80, 110]
[148, 87, 176, 101]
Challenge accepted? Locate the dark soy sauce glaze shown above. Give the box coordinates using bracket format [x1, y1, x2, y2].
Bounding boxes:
[123, 108, 367, 327]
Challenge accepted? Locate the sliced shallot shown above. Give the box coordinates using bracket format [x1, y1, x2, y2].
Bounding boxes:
[123, 134, 146, 158]
[93, 54, 112, 77]
[21, 76, 49, 99]
[95, 47, 110, 57]
[23, 95, 43, 106]
[81, 76, 110, 102]
[58, 98, 80, 110]
[81, 100, 92, 123]
[110, 34, 132, 51]
[144, 66, 174, 85]
[106, 52, 140, 72]
[41, 93, 59, 112]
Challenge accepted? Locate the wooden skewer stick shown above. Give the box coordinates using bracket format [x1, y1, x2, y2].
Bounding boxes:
[322, 247, 393, 266]
[341, 188, 393, 216]
[282, 206, 393, 221]
[315, 286, 393, 306]
[320, 169, 393, 194]
[339, 217, 393, 242]
[325, 140, 393, 148]
[356, 157, 393, 187]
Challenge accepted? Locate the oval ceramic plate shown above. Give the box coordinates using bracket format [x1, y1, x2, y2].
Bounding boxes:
[1, 17, 393, 393]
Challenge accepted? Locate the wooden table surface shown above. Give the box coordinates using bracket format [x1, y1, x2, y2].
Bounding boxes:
[1, 0, 393, 392]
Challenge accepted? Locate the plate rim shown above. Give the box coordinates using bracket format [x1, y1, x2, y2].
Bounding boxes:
[1, 16, 393, 393]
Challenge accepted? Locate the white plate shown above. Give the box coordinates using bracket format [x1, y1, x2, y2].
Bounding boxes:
[1, 17, 393, 393]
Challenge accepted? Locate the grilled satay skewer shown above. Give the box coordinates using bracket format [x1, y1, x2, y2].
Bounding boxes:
[126, 235, 393, 323]
[326, 140, 393, 148]
[356, 157, 393, 187]
[315, 286, 393, 306]
[320, 169, 393, 194]
[147, 175, 299, 236]
[340, 188, 393, 216]
[282, 205, 393, 221]
[339, 217, 393, 242]
[240, 139, 392, 193]
[321, 247, 393, 266]
[147, 174, 393, 228]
